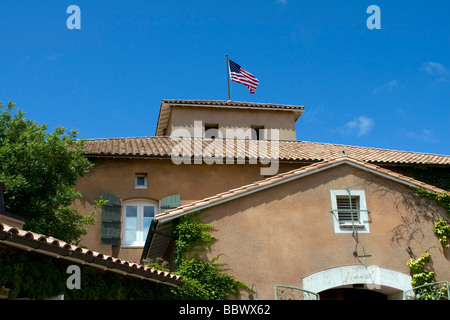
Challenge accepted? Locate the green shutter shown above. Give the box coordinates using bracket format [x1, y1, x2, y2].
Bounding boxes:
[100, 192, 121, 245]
[160, 194, 180, 213]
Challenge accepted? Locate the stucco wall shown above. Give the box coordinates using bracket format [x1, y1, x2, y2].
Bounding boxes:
[74, 158, 303, 261]
[197, 164, 449, 299]
[166, 106, 298, 141]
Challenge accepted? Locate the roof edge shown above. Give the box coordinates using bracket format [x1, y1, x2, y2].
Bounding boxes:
[155, 157, 448, 224]
[0, 222, 183, 287]
[155, 99, 305, 136]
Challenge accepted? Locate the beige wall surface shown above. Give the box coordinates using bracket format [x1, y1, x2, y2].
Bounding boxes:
[196, 164, 449, 299]
[166, 106, 298, 141]
[74, 158, 303, 261]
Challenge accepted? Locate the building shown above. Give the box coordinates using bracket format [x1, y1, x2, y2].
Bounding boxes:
[77, 99, 450, 299]
[0, 181, 182, 300]
[143, 157, 449, 300]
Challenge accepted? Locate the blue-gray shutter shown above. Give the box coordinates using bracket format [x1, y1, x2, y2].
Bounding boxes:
[100, 192, 121, 245]
[160, 194, 180, 213]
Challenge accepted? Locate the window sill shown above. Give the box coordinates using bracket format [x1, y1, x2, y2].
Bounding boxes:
[121, 245, 145, 249]
[339, 224, 366, 229]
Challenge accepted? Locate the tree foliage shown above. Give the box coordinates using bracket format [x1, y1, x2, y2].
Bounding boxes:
[0, 101, 96, 244]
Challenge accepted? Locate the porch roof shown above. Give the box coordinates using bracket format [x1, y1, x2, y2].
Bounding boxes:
[0, 222, 182, 287]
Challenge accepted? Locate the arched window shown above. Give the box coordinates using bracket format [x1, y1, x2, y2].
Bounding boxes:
[122, 200, 158, 247]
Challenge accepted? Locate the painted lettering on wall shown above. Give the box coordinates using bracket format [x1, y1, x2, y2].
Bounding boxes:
[343, 265, 381, 289]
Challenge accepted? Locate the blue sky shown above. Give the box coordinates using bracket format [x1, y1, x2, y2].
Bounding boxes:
[0, 1, 449, 155]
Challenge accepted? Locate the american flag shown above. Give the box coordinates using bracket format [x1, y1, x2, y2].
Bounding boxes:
[228, 59, 259, 94]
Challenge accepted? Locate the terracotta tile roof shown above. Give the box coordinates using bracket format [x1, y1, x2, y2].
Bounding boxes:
[0, 222, 182, 287]
[160, 99, 305, 111]
[153, 157, 448, 223]
[156, 100, 305, 135]
[84, 136, 450, 165]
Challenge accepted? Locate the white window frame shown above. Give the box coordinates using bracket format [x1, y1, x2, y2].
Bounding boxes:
[121, 200, 158, 247]
[135, 173, 148, 189]
[330, 190, 369, 233]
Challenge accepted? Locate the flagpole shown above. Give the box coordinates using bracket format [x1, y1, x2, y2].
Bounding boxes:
[225, 54, 231, 101]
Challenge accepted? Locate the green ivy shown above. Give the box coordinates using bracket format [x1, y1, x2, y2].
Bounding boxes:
[386, 165, 450, 191]
[168, 211, 250, 300]
[0, 211, 249, 300]
[407, 251, 436, 287]
[406, 188, 450, 299]
[414, 188, 450, 213]
[414, 188, 450, 252]
[172, 210, 217, 266]
[433, 219, 450, 250]
[406, 251, 448, 300]
[0, 250, 173, 300]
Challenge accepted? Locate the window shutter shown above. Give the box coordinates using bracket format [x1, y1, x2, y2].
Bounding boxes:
[160, 194, 180, 213]
[100, 192, 121, 245]
[337, 196, 359, 223]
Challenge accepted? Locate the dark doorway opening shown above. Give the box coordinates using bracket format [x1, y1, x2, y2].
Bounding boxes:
[319, 288, 388, 300]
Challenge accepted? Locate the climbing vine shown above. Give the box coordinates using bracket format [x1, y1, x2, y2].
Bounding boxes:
[172, 210, 217, 266]
[433, 219, 450, 251]
[406, 188, 450, 299]
[414, 188, 450, 252]
[406, 251, 448, 300]
[407, 251, 436, 288]
[168, 211, 250, 300]
[386, 165, 450, 191]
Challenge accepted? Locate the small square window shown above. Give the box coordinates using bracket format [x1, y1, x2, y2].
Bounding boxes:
[336, 196, 360, 224]
[330, 190, 369, 233]
[135, 173, 148, 189]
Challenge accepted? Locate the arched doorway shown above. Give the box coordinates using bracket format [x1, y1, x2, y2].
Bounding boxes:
[319, 287, 387, 300]
[302, 265, 412, 300]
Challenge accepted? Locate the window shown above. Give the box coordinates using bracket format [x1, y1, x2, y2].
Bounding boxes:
[135, 173, 147, 189]
[251, 125, 265, 140]
[122, 200, 158, 247]
[204, 123, 219, 139]
[336, 196, 359, 223]
[330, 190, 369, 233]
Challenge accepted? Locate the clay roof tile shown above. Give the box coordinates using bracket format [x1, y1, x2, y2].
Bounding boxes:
[0, 222, 182, 286]
[84, 137, 450, 165]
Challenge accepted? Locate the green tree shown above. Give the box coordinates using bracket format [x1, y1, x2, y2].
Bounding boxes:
[0, 101, 96, 244]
